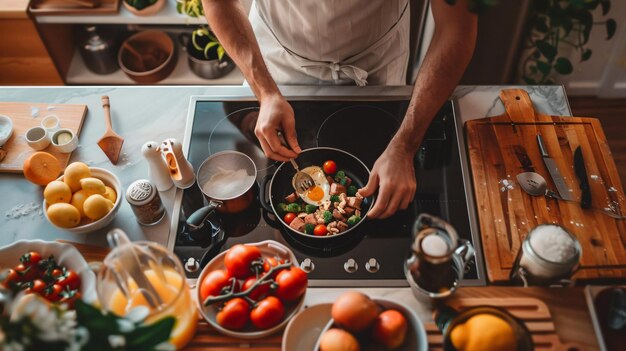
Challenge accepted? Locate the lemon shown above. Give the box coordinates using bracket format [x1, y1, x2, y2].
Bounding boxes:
[103, 186, 117, 204]
[83, 194, 114, 220]
[450, 314, 516, 351]
[64, 162, 91, 192]
[71, 190, 89, 218]
[43, 181, 72, 204]
[47, 203, 81, 228]
[80, 177, 106, 195]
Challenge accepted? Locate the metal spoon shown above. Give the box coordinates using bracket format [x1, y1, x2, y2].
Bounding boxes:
[517, 172, 626, 220]
[276, 131, 314, 193]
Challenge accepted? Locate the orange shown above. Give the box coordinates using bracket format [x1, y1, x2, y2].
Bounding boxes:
[23, 152, 62, 186]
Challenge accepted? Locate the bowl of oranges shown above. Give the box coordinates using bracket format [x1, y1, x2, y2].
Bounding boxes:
[42, 161, 122, 234]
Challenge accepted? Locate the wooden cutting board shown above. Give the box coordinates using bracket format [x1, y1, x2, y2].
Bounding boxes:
[0, 102, 87, 173]
[29, 0, 120, 15]
[425, 297, 585, 351]
[466, 89, 626, 283]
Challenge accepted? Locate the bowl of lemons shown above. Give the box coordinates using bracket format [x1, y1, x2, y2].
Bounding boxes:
[43, 162, 122, 234]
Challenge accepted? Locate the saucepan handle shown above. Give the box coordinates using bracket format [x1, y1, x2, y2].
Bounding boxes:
[455, 239, 475, 269]
[259, 174, 274, 213]
[187, 200, 222, 230]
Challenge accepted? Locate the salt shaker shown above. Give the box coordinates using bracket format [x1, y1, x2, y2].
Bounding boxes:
[161, 138, 195, 189]
[142, 141, 173, 191]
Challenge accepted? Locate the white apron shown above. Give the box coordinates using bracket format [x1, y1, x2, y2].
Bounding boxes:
[249, 0, 410, 86]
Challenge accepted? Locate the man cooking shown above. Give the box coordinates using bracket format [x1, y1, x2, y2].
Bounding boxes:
[202, 0, 477, 219]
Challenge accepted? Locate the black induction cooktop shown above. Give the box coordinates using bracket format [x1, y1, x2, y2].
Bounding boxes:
[171, 95, 484, 287]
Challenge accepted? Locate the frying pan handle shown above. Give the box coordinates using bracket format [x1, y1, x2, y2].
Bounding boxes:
[259, 174, 274, 213]
[187, 200, 222, 230]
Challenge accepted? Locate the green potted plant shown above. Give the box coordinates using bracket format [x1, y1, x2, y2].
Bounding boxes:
[179, 26, 235, 79]
[124, 0, 166, 16]
[176, 0, 204, 18]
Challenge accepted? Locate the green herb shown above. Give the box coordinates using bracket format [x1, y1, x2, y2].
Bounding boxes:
[191, 26, 227, 61]
[176, 0, 204, 17]
[347, 185, 358, 197]
[330, 195, 340, 203]
[304, 223, 315, 234]
[334, 171, 345, 182]
[347, 215, 361, 227]
[305, 204, 318, 214]
[323, 210, 333, 224]
[286, 203, 302, 213]
[276, 203, 288, 216]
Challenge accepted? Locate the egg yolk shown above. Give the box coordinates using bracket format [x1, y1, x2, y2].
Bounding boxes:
[307, 186, 325, 201]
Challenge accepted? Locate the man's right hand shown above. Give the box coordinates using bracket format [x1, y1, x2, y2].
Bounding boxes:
[255, 94, 301, 161]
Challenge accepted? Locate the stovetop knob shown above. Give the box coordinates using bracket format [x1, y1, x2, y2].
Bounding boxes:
[344, 258, 358, 273]
[365, 258, 380, 273]
[300, 258, 315, 273]
[184, 257, 200, 273]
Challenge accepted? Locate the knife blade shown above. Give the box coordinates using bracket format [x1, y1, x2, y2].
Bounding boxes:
[536, 134, 573, 200]
[574, 146, 592, 208]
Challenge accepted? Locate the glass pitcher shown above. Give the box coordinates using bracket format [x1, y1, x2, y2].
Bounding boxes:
[97, 229, 198, 349]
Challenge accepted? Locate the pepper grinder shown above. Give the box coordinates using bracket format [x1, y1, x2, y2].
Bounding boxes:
[161, 138, 195, 189]
[141, 141, 173, 191]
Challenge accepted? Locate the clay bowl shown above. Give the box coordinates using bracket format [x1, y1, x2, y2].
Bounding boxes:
[118, 30, 177, 83]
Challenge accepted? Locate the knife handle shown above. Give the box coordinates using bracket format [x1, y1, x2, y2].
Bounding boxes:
[580, 185, 592, 209]
[537, 134, 549, 157]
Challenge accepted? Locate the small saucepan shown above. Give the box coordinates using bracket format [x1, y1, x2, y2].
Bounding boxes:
[187, 151, 257, 231]
[260, 147, 375, 247]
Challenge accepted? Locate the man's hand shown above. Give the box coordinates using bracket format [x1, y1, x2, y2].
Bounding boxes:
[359, 141, 416, 219]
[255, 94, 301, 161]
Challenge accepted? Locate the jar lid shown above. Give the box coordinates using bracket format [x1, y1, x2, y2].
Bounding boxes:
[125, 179, 156, 206]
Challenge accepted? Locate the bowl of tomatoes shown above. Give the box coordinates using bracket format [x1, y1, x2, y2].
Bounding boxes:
[0, 240, 97, 307]
[196, 240, 308, 338]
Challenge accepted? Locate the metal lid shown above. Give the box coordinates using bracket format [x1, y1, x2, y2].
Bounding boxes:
[125, 179, 156, 206]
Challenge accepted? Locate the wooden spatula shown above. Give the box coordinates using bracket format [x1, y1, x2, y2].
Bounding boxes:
[98, 96, 124, 165]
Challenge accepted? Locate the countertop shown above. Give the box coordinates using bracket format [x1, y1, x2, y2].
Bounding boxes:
[1, 85, 600, 350]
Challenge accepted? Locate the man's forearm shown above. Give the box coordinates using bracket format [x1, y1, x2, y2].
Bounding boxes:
[202, 0, 280, 101]
[392, 2, 477, 155]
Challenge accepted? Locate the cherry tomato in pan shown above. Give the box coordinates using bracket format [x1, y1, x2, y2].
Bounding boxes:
[200, 269, 235, 301]
[313, 224, 328, 236]
[274, 267, 308, 302]
[216, 297, 250, 330]
[283, 213, 297, 225]
[323, 160, 337, 175]
[250, 296, 285, 330]
[224, 244, 262, 279]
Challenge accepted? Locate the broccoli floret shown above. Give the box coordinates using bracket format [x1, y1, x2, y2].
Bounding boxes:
[347, 215, 362, 227]
[286, 203, 301, 213]
[334, 170, 346, 182]
[340, 178, 348, 186]
[330, 194, 340, 203]
[323, 210, 333, 224]
[304, 223, 315, 234]
[276, 203, 288, 216]
[305, 204, 318, 214]
[347, 185, 358, 196]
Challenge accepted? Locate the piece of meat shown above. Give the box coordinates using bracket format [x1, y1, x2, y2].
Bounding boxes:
[333, 209, 345, 221]
[330, 183, 346, 195]
[343, 207, 356, 216]
[289, 217, 305, 232]
[344, 176, 352, 187]
[304, 213, 317, 225]
[285, 192, 298, 203]
[337, 221, 349, 232]
[326, 176, 334, 184]
[346, 196, 362, 209]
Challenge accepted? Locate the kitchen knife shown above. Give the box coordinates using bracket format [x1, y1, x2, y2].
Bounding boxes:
[574, 146, 592, 209]
[536, 134, 573, 200]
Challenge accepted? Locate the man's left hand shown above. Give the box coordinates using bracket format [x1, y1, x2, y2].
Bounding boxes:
[358, 141, 416, 219]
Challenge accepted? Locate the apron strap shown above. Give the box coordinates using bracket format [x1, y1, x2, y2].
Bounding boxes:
[255, 0, 409, 86]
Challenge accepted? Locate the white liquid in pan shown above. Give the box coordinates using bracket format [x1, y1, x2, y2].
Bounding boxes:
[202, 167, 254, 199]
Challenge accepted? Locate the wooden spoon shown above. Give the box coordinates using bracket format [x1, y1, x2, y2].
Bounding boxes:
[122, 42, 146, 71]
[98, 96, 124, 165]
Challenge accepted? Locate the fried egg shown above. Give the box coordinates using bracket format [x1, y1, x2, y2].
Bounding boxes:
[297, 166, 330, 206]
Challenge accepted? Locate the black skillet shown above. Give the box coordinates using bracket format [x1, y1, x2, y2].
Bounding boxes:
[260, 147, 375, 247]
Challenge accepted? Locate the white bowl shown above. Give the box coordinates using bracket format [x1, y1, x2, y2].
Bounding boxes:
[0, 240, 97, 303]
[284, 298, 428, 351]
[43, 167, 122, 234]
[0, 114, 13, 146]
[196, 240, 306, 339]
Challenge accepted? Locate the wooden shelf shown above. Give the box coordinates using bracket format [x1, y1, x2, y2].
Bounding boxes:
[66, 47, 244, 85]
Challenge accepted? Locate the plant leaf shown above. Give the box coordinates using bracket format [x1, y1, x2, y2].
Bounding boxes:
[536, 40, 557, 61]
[561, 17, 573, 36]
[217, 46, 226, 61]
[554, 57, 573, 75]
[127, 317, 176, 350]
[606, 19, 617, 40]
[537, 60, 551, 75]
[581, 49, 592, 61]
[601, 0, 611, 15]
[204, 41, 219, 59]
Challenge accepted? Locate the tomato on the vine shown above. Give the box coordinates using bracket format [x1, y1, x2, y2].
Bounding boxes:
[20, 251, 42, 268]
[14, 263, 36, 282]
[283, 213, 297, 225]
[57, 270, 80, 290]
[1, 268, 21, 288]
[250, 296, 285, 330]
[323, 160, 337, 175]
[24, 279, 47, 294]
[242, 276, 270, 301]
[313, 224, 328, 236]
[60, 290, 81, 309]
[216, 297, 250, 330]
[224, 244, 262, 279]
[44, 284, 63, 302]
[200, 270, 235, 301]
[275, 267, 308, 301]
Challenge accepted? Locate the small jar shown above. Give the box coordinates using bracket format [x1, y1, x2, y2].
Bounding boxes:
[125, 179, 165, 226]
